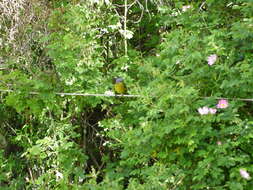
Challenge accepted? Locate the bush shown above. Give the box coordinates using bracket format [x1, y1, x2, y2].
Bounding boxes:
[1, 0, 253, 189]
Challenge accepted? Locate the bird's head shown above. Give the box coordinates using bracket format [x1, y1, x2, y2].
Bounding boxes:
[115, 77, 124, 83]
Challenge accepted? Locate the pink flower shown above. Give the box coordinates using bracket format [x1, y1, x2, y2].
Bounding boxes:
[217, 141, 222, 146]
[209, 108, 217, 114]
[198, 106, 209, 115]
[240, 169, 251, 180]
[216, 99, 229, 109]
[207, 54, 217, 66]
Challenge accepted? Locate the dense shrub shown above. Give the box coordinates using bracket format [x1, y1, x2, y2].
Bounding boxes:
[0, 0, 252, 189]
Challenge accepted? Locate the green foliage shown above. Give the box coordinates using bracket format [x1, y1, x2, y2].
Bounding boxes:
[1, 0, 253, 189]
[99, 1, 253, 189]
[0, 150, 26, 189]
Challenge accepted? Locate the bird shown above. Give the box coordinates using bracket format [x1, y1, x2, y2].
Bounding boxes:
[114, 77, 127, 95]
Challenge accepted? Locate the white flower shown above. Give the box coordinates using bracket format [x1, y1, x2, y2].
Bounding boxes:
[119, 29, 134, 39]
[65, 77, 76, 85]
[207, 54, 218, 66]
[108, 22, 121, 30]
[103, 141, 109, 146]
[198, 106, 209, 115]
[182, 5, 192, 12]
[56, 171, 63, 181]
[105, 90, 115, 96]
[90, 0, 100, 4]
[104, 0, 111, 5]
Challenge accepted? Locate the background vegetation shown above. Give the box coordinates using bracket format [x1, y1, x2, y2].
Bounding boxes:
[0, 0, 253, 189]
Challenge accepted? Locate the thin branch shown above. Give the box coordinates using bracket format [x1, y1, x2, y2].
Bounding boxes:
[1, 89, 253, 102]
[113, 0, 137, 8]
[132, 0, 144, 24]
[28, 167, 35, 183]
[145, 0, 151, 21]
[202, 96, 253, 102]
[171, 176, 185, 190]
[199, 1, 206, 11]
[124, 0, 128, 56]
[0, 89, 141, 98]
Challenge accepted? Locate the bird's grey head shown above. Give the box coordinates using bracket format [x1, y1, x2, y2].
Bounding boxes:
[115, 78, 123, 83]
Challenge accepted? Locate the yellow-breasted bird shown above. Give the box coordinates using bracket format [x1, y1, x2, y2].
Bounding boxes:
[114, 77, 127, 94]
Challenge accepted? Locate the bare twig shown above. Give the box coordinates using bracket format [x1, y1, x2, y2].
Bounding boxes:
[28, 167, 34, 182]
[199, 1, 206, 11]
[1, 89, 253, 101]
[113, 0, 137, 8]
[202, 96, 253, 102]
[0, 89, 141, 98]
[124, 0, 128, 56]
[132, 0, 144, 24]
[171, 176, 185, 190]
[145, 0, 151, 21]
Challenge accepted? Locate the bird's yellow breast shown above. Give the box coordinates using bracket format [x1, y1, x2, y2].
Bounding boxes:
[114, 82, 127, 94]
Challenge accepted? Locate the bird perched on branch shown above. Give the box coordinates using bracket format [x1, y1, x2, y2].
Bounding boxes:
[114, 77, 127, 95]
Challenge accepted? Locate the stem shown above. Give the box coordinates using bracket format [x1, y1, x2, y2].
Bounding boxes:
[0, 89, 141, 97]
[124, 0, 128, 56]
